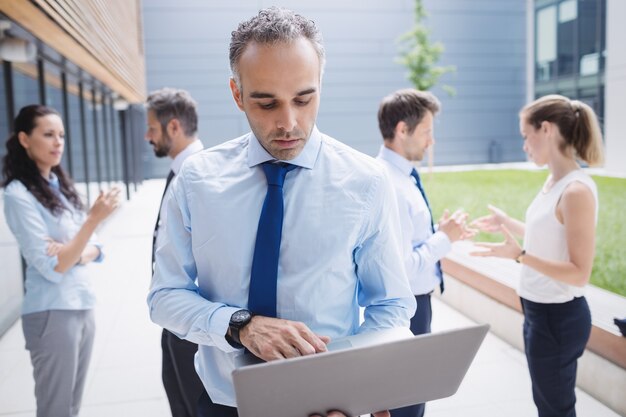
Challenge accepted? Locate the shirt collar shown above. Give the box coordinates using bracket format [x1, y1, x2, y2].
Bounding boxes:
[47, 172, 60, 189]
[376, 144, 415, 176]
[247, 126, 322, 170]
[171, 139, 204, 174]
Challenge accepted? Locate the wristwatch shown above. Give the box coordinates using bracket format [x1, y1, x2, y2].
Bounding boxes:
[515, 249, 526, 264]
[227, 309, 252, 348]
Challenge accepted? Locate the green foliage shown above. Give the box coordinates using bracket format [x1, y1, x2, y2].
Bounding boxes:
[397, 0, 456, 94]
[589, 176, 626, 296]
[423, 169, 626, 297]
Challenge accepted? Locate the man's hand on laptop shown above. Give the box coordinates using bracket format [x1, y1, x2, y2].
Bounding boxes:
[309, 410, 390, 417]
[240, 316, 330, 361]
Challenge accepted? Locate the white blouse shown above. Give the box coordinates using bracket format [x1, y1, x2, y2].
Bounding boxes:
[518, 169, 598, 303]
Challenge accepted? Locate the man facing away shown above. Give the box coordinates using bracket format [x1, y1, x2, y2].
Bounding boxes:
[376, 89, 474, 417]
[145, 88, 204, 417]
[148, 7, 415, 417]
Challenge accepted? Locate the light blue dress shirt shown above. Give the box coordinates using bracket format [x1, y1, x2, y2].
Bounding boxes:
[148, 127, 416, 406]
[376, 146, 451, 296]
[3, 174, 103, 315]
[155, 139, 204, 251]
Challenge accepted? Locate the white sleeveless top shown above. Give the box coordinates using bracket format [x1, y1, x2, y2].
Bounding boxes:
[518, 170, 598, 303]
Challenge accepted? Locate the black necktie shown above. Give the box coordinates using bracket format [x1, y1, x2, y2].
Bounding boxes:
[410, 168, 444, 293]
[248, 162, 297, 317]
[152, 170, 175, 274]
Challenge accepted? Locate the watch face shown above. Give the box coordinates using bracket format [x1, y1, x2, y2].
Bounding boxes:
[232, 310, 251, 324]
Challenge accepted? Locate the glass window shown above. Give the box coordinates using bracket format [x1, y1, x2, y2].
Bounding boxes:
[42, 63, 71, 174]
[41, 43, 62, 65]
[599, 0, 606, 72]
[102, 92, 116, 183]
[81, 81, 98, 200]
[579, 86, 604, 130]
[557, 0, 577, 76]
[44, 63, 64, 114]
[66, 74, 88, 200]
[579, 0, 600, 76]
[560, 0, 577, 22]
[535, 0, 606, 127]
[12, 63, 39, 112]
[535, 0, 606, 81]
[87, 86, 101, 187]
[536, 5, 557, 81]
[110, 101, 123, 182]
[555, 90, 576, 101]
[93, 88, 108, 183]
[64, 60, 81, 79]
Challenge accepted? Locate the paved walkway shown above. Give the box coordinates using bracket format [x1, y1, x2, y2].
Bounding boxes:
[0, 179, 620, 416]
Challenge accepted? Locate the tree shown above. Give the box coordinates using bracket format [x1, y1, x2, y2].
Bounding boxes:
[397, 0, 455, 95]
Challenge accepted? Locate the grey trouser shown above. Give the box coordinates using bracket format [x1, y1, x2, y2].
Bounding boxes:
[22, 309, 96, 417]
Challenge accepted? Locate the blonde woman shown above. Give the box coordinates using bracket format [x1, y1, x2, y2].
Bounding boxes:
[471, 95, 603, 417]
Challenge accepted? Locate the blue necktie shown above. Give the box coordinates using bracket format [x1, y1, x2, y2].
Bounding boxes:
[410, 168, 444, 293]
[248, 162, 297, 317]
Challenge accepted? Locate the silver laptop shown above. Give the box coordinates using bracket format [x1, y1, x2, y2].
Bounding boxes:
[232, 324, 489, 417]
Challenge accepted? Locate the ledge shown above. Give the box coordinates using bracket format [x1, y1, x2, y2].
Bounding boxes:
[439, 241, 626, 415]
[442, 241, 626, 369]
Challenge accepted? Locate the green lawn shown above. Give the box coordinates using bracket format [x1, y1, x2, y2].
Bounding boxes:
[421, 169, 626, 297]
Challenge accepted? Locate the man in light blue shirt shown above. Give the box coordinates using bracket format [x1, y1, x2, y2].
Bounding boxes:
[376, 89, 473, 417]
[147, 7, 415, 417]
[145, 88, 205, 417]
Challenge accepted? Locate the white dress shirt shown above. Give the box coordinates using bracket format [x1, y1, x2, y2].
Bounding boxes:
[376, 145, 450, 296]
[148, 127, 416, 406]
[171, 139, 204, 175]
[155, 139, 204, 251]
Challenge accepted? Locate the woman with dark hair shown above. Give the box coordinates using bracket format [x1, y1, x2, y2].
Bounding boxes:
[2, 104, 120, 416]
[471, 95, 604, 417]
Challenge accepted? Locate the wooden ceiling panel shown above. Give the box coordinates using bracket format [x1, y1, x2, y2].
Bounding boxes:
[0, 0, 146, 102]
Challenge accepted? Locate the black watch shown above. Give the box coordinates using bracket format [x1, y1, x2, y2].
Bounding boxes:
[227, 309, 252, 348]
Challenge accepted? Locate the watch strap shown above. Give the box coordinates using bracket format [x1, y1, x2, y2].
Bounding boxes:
[227, 309, 252, 349]
[226, 331, 244, 349]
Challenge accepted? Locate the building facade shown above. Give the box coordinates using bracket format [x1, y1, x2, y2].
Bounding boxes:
[142, 0, 527, 178]
[604, 0, 625, 173]
[0, 0, 147, 336]
[529, 0, 624, 173]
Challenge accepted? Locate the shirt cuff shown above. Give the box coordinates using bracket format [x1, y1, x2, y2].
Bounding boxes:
[429, 230, 452, 260]
[92, 243, 105, 263]
[45, 255, 64, 283]
[210, 305, 245, 353]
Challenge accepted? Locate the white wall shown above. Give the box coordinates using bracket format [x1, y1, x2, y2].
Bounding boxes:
[0, 190, 24, 336]
[604, 0, 626, 174]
